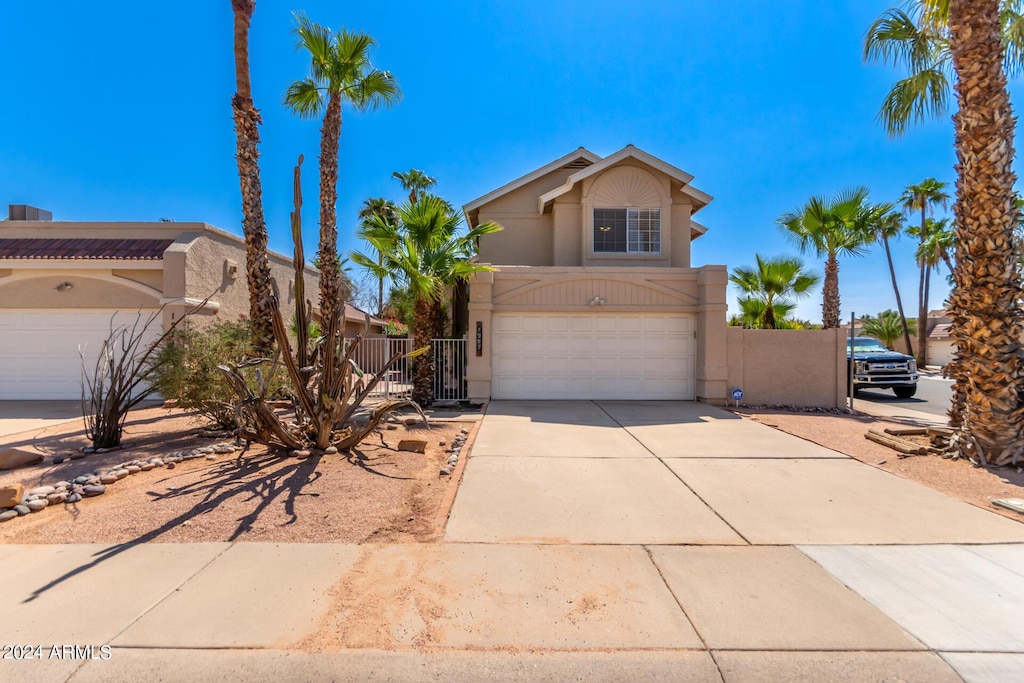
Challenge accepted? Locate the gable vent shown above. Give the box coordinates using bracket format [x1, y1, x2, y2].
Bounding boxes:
[561, 158, 592, 170]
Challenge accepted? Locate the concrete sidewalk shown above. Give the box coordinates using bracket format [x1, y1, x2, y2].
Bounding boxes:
[1, 400, 1023, 682]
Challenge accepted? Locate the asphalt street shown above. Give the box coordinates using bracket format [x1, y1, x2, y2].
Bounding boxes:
[854, 374, 954, 418]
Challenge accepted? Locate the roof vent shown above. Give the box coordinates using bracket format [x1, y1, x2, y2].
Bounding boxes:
[561, 158, 592, 170]
[8, 205, 53, 221]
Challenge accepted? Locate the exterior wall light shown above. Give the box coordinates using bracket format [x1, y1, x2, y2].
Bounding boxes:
[589, 296, 606, 306]
[55, 282, 73, 292]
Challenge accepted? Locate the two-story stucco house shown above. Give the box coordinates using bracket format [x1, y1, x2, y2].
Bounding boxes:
[463, 145, 728, 403]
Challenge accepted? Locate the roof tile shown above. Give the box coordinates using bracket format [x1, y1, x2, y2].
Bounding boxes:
[0, 238, 173, 260]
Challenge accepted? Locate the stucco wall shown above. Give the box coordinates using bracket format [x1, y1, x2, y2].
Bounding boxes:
[172, 231, 318, 326]
[726, 328, 846, 408]
[0, 270, 162, 310]
[475, 159, 697, 270]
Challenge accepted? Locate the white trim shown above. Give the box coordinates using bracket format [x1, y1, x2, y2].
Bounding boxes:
[691, 220, 709, 236]
[537, 144, 712, 214]
[0, 269, 164, 300]
[463, 147, 602, 220]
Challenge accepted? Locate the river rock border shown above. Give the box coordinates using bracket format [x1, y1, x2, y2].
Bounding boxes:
[0, 442, 241, 524]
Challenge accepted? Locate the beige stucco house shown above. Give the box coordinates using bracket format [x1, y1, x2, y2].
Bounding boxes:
[463, 145, 730, 403]
[0, 208, 381, 399]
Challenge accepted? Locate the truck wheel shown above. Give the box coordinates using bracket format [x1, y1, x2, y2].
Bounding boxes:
[893, 386, 917, 399]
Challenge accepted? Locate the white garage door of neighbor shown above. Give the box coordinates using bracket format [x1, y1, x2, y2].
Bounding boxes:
[492, 313, 696, 400]
[0, 310, 162, 400]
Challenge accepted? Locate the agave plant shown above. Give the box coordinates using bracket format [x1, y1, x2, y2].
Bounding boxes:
[218, 156, 426, 452]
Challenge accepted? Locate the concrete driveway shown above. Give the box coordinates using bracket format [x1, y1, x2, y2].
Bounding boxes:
[0, 400, 82, 441]
[447, 400, 1024, 545]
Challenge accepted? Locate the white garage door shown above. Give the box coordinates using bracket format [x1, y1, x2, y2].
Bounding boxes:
[0, 310, 162, 400]
[492, 313, 695, 400]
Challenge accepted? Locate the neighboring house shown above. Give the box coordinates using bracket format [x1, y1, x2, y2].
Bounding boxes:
[463, 145, 729, 403]
[849, 310, 955, 368]
[0, 206, 382, 400]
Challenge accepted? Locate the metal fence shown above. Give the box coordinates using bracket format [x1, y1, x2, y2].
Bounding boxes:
[345, 337, 467, 403]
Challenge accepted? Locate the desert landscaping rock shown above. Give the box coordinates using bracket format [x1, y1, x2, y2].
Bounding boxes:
[70, 452, 87, 460]
[212, 444, 234, 454]
[167, 462, 176, 470]
[26, 499, 48, 512]
[0, 510, 17, 522]
[324, 446, 338, 455]
[440, 467, 452, 476]
[386, 424, 398, 430]
[126, 465, 141, 474]
[46, 492, 67, 505]
[140, 463, 156, 471]
[83, 484, 106, 497]
[82, 447, 96, 454]
[398, 439, 428, 454]
[292, 450, 311, 459]
[52, 456, 66, 464]
[65, 493, 82, 504]
[14, 504, 30, 516]
[205, 454, 217, 461]
[28, 486, 56, 497]
[0, 483, 24, 508]
[0, 447, 45, 471]
[99, 474, 119, 485]
[114, 469, 129, 479]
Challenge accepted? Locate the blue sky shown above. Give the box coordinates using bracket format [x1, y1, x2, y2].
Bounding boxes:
[3, 1, 1019, 322]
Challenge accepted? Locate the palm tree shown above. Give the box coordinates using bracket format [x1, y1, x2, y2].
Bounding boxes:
[916, 216, 956, 279]
[357, 197, 398, 315]
[729, 255, 820, 329]
[229, 0, 275, 353]
[901, 178, 950, 366]
[777, 187, 879, 329]
[946, 0, 1024, 466]
[870, 208, 917, 356]
[862, 310, 916, 348]
[864, 0, 1024, 137]
[284, 13, 401, 341]
[392, 169, 437, 203]
[352, 196, 501, 406]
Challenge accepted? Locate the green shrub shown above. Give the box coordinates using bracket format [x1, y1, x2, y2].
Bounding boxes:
[150, 319, 285, 428]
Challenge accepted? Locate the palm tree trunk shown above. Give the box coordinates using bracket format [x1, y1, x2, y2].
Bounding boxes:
[764, 299, 777, 329]
[318, 91, 343, 336]
[922, 265, 931, 366]
[411, 297, 435, 406]
[821, 255, 841, 329]
[916, 207, 928, 367]
[377, 252, 384, 316]
[882, 233, 915, 355]
[231, 0, 275, 354]
[947, 0, 1024, 466]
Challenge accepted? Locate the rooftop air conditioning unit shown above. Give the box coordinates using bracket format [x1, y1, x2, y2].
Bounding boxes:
[7, 205, 53, 221]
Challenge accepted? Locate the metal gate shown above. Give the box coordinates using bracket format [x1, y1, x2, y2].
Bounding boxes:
[345, 337, 466, 403]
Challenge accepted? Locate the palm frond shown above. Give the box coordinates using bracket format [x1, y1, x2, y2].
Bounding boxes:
[283, 78, 325, 119]
[878, 66, 950, 138]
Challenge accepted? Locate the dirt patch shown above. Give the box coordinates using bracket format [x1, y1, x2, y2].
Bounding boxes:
[0, 406, 472, 544]
[736, 407, 1024, 523]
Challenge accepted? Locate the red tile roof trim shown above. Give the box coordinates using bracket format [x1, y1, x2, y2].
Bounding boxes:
[0, 238, 174, 260]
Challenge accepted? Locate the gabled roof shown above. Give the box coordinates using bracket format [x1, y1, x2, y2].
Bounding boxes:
[0, 238, 173, 260]
[463, 147, 602, 216]
[344, 303, 386, 327]
[537, 144, 713, 214]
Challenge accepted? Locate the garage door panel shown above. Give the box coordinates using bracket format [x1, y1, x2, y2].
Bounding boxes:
[0, 310, 161, 400]
[492, 313, 695, 400]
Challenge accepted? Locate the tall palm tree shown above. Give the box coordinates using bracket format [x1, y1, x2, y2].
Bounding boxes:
[284, 13, 401, 340]
[901, 178, 950, 366]
[357, 197, 398, 315]
[392, 169, 437, 203]
[728, 255, 820, 329]
[864, 0, 1024, 137]
[946, 0, 1024, 466]
[870, 208, 917, 355]
[777, 187, 879, 329]
[230, 0, 275, 353]
[352, 196, 501, 406]
[917, 216, 957, 278]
